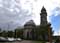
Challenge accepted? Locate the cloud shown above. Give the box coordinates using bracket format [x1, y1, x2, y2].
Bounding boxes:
[28, 1, 60, 33]
[53, 28, 60, 36]
[51, 7, 60, 16]
[0, 0, 60, 33]
[0, 0, 32, 30]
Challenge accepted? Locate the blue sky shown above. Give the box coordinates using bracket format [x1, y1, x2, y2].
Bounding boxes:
[50, 14, 60, 35]
[50, 7, 60, 35]
[51, 15, 60, 31]
[0, 0, 60, 36]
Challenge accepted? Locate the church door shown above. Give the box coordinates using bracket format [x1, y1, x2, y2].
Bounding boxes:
[27, 32, 29, 39]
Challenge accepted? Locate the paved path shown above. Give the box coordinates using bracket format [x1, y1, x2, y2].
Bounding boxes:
[20, 40, 32, 43]
[20, 40, 55, 43]
[0, 40, 55, 43]
[0, 40, 32, 43]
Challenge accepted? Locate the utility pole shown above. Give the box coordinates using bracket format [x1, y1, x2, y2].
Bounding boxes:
[7, 22, 9, 37]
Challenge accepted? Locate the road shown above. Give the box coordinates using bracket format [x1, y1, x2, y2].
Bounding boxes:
[0, 40, 32, 43]
[0, 40, 55, 43]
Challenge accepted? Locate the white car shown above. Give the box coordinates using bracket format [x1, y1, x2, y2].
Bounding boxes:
[0, 37, 6, 40]
[0, 37, 22, 42]
[16, 38, 22, 41]
[0, 37, 8, 42]
[7, 38, 22, 41]
[7, 38, 16, 41]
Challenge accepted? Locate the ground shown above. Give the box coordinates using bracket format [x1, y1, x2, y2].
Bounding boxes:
[0, 40, 54, 43]
[19, 40, 43, 43]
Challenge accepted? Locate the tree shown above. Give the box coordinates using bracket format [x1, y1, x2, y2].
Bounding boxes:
[2, 30, 7, 37]
[14, 28, 23, 38]
[0, 28, 2, 36]
[7, 31, 14, 37]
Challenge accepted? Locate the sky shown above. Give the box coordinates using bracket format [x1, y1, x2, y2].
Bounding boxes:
[0, 0, 60, 36]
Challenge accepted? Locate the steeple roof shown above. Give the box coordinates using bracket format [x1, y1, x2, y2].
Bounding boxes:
[41, 6, 46, 12]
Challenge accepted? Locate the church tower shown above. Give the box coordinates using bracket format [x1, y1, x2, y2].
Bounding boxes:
[40, 6, 47, 26]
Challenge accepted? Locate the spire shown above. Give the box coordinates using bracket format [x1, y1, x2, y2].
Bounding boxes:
[41, 6, 46, 12]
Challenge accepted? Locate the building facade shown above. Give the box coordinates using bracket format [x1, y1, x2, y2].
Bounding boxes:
[23, 6, 53, 41]
[23, 20, 36, 39]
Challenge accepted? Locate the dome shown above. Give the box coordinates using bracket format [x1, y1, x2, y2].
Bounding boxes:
[24, 20, 36, 27]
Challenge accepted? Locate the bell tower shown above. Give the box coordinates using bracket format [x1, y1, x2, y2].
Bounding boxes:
[40, 6, 47, 26]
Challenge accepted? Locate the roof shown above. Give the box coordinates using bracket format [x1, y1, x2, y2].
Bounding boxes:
[24, 20, 36, 27]
[41, 6, 46, 12]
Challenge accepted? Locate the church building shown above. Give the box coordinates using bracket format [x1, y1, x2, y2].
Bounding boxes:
[23, 6, 53, 41]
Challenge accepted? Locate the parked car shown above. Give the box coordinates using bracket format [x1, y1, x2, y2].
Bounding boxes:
[0, 37, 8, 42]
[7, 38, 16, 42]
[0, 37, 22, 42]
[15, 38, 22, 41]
